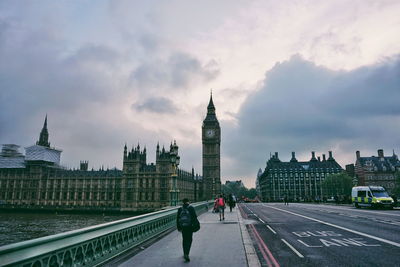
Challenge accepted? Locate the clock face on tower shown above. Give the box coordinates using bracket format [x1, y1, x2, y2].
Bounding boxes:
[205, 129, 215, 138]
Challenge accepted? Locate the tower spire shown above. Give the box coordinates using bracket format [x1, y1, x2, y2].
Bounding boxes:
[207, 91, 215, 111]
[44, 114, 48, 129]
[204, 91, 218, 123]
[36, 115, 50, 147]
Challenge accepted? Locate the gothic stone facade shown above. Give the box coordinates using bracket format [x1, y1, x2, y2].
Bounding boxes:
[202, 94, 221, 200]
[121, 142, 203, 211]
[259, 151, 343, 202]
[0, 117, 203, 212]
[355, 149, 400, 194]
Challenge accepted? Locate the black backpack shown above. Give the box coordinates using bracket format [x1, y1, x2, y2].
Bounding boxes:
[179, 206, 192, 227]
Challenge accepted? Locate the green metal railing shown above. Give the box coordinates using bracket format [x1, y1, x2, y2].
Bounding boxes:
[0, 201, 212, 267]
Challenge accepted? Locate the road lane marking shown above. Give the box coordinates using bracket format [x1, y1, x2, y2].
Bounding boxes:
[295, 204, 400, 217]
[267, 225, 277, 234]
[250, 224, 280, 267]
[281, 239, 304, 258]
[263, 205, 400, 248]
[297, 239, 323, 248]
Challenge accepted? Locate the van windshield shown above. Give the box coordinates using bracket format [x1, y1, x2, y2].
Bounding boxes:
[371, 190, 389, 197]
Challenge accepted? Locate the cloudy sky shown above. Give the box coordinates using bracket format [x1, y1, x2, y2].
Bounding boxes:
[1, 1, 399, 187]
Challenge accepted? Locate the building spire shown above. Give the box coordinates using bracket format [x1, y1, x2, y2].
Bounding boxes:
[44, 114, 48, 129]
[204, 90, 218, 123]
[36, 114, 50, 147]
[207, 90, 215, 111]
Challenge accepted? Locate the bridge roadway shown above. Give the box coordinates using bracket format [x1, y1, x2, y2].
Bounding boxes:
[239, 203, 400, 267]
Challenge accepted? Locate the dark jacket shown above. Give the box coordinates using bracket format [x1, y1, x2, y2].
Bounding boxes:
[177, 204, 199, 232]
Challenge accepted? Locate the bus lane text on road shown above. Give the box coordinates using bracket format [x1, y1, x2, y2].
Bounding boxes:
[292, 231, 381, 248]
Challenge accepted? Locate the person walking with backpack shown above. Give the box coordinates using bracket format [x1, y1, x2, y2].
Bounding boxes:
[216, 194, 225, 221]
[228, 193, 235, 212]
[177, 198, 200, 262]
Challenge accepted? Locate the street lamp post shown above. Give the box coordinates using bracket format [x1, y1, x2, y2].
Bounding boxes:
[170, 151, 180, 206]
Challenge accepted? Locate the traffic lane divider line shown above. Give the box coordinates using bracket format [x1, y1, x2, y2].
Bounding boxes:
[250, 224, 280, 267]
[245, 206, 275, 234]
[263, 204, 400, 248]
[289, 203, 400, 217]
[281, 239, 304, 258]
[267, 225, 277, 234]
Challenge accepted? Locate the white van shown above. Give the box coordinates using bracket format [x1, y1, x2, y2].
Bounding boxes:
[351, 186, 394, 209]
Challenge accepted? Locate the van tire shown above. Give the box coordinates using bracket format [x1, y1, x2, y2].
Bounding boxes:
[355, 203, 360, 209]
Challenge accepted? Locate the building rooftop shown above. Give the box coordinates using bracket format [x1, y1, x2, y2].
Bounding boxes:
[265, 151, 342, 172]
[0, 144, 25, 168]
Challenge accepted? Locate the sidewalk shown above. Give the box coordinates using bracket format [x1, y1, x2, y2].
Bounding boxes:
[118, 206, 256, 267]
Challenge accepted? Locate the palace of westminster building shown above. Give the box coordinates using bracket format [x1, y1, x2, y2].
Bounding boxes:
[0, 95, 222, 212]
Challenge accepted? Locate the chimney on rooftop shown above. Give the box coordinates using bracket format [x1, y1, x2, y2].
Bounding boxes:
[290, 152, 298, 162]
[328, 151, 334, 160]
[311, 151, 317, 161]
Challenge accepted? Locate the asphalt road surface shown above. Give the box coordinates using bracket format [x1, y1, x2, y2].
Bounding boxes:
[238, 203, 400, 267]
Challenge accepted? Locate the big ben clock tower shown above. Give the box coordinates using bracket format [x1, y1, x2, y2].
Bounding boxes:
[202, 93, 221, 200]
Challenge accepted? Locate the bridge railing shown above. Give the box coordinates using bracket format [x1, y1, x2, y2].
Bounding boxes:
[0, 201, 212, 267]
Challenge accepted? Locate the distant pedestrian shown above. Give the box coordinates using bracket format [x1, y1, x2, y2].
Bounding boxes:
[216, 194, 226, 220]
[213, 195, 219, 213]
[334, 195, 339, 205]
[284, 195, 289, 205]
[177, 198, 200, 262]
[228, 193, 235, 212]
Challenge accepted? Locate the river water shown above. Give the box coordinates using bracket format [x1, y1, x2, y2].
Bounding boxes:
[0, 211, 132, 247]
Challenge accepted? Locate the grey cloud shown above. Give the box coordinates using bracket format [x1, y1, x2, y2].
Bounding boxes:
[133, 97, 178, 114]
[222, 54, 400, 180]
[131, 52, 219, 90]
[0, 13, 125, 161]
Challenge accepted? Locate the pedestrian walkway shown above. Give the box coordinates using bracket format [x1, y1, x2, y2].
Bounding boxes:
[118, 206, 256, 267]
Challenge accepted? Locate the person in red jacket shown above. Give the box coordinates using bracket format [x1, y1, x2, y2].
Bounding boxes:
[216, 194, 225, 221]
